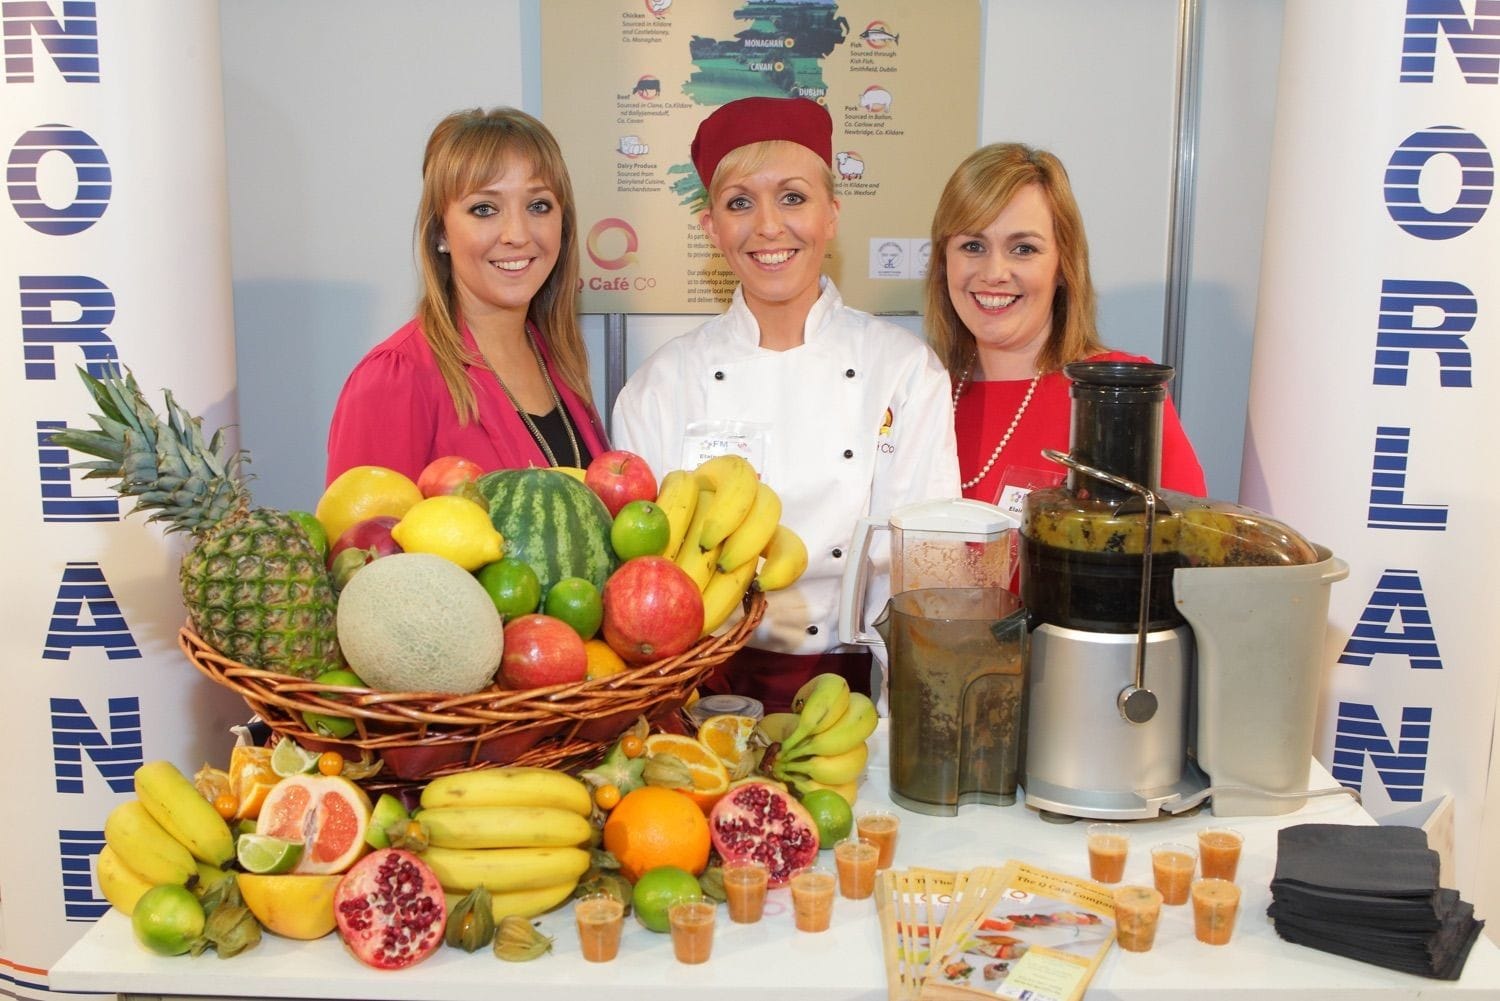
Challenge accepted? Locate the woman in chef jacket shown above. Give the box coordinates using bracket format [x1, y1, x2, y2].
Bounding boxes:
[927, 142, 1206, 504]
[611, 97, 959, 713]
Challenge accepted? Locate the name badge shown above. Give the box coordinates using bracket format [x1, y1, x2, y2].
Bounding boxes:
[680, 419, 771, 472]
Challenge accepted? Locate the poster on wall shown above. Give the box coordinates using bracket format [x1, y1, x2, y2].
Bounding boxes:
[541, 0, 980, 315]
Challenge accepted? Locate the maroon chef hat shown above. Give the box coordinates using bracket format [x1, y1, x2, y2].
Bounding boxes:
[690, 97, 833, 188]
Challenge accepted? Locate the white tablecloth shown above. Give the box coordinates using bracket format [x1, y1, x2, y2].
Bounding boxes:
[51, 723, 1500, 1000]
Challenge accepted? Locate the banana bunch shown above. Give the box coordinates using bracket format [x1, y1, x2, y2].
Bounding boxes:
[655, 455, 810, 637]
[416, 766, 593, 918]
[757, 673, 878, 805]
[99, 760, 237, 915]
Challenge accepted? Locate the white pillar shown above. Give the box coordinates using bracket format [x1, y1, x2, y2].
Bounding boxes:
[0, 3, 246, 994]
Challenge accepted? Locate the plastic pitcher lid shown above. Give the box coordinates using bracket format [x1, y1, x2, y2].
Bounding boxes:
[889, 498, 1018, 537]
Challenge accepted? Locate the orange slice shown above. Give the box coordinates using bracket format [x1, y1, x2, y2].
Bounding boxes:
[643, 732, 730, 814]
[229, 745, 279, 821]
[696, 714, 758, 780]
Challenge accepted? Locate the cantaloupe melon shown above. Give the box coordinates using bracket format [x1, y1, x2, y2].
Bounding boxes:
[335, 553, 503, 694]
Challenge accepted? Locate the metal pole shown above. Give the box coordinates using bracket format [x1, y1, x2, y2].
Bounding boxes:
[603, 312, 628, 436]
[1161, 0, 1203, 409]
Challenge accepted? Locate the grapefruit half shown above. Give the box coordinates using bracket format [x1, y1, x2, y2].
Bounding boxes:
[255, 775, 372, 875]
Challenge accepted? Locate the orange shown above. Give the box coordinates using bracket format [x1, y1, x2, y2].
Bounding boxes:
[696, 714, 757, 780]
[601, 786, 711, 883]
[584, 639, 628, 680]
[229, 745, 279, 821]
[315, 465, 423, 545]
[642, 733, 730, 813]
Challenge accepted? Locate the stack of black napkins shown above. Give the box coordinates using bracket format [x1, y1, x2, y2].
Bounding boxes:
[1268, 823, 1483, 980]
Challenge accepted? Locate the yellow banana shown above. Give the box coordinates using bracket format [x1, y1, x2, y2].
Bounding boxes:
[96, 845, 156, 916]
[716, 481, 782, 572]
[419, 766, 592, 816]
[655, 469, 700, 560]
[548, 466, 588, 483]
[103, 798, 198, 886]
[692, 454, 759, 550]
[699, 556, 759, 637]
[777, 741, 869, 785]
[133, 760, 235, 866]
[754, 712, 801, 745]
[786, 775, 858, 807]
[754, 524, 808, 592]
[674, 490, 722, 589]
[417, 805, 592, 850]
[421, 844, 592, 894]
[784, 692, 878, 759]
[445, 882, 577, 923]
[781, 672, 851, 751]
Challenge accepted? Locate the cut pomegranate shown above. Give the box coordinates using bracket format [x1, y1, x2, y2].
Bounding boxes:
[707, 780, 819, 888]
[333, 849, 446, 970]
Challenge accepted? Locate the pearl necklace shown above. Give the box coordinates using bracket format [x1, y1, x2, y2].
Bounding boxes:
[481, 330, 582, 469]
[953, 359, 1042, 491]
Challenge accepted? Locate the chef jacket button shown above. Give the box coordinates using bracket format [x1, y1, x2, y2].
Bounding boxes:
[843, 448, 854, 459]
[806, 625, 819, 636]
[714, 370, 725, 380]
[845, 368, 856, 378]
[832, 548, 843, 558]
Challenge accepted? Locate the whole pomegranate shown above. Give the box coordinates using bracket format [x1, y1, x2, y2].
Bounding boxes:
[333, 849, 445, 969]
[601, 556, 704, 664]
[707, 781, 819, 888]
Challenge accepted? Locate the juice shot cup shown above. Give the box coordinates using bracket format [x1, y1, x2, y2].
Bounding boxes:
[834, 838, 879, 900]
[855, 810, 900, 870]
[1191, 877, 1241, 945]
[1151, 842, 1197, 905]
[1087, 823, 1130, 883]
[790, 867, 837, 932]
[1112, 885, 1163, 952]
[667, 897, 716, 964]
[1198, 827, 1243, 881]
[575, 894, 624, 963]
[722, 859, 769, 923]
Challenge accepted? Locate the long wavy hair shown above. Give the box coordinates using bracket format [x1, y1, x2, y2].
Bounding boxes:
[925, 143, 1104, 377]
[414, 107, 588, 424]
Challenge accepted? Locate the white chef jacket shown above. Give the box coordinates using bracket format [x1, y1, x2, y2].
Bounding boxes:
[612, 278, 960, 658]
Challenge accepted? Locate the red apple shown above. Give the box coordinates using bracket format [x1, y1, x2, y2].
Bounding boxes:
[417, 455, 485, 499]
[601, 556, 705, 665]
[584, 449, 658, 518]
[327, 515, 402, 568]
[500, 614, 587, 689]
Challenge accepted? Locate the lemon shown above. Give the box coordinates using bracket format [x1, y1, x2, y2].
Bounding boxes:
[390, 496, 505, 572]
[316, 466, 423, 545]
[236, 833, 305, 875]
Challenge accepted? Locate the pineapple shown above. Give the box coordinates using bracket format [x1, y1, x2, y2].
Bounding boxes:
[50, 367, 341, 678]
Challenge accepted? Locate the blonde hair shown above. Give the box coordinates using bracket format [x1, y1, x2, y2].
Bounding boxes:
[925, 143, 1103, 376]
[414, 107, 589, 425]
[707, 140, 837, 203]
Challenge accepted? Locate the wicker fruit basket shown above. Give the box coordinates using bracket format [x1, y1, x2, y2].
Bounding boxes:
[181, 591, 766, 781]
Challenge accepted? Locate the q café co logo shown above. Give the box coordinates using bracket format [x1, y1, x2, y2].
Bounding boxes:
[586, 218, 639, 270]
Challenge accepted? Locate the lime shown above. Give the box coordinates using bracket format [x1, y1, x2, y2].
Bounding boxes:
[390, 495, 504, 572]
[131, 884, 206, 956]
[287, 510, 329, 559]
[476, 557, 542, 622]
[270, 738, 320, 778]
[800, 789, 853, 848]
[301, 668, 364, 739]
[236, 833, 305, 875]
[610, 500, 671, 560]
[544, 576, 604, 640]
[631, 865, 702, 933]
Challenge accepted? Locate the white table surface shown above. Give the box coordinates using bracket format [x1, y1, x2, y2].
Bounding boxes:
[52, 722, 1500, 1000]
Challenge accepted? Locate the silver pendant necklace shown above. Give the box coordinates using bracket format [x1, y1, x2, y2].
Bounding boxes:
[481, 330, 583, 468]
[953, 358, 1041, 491]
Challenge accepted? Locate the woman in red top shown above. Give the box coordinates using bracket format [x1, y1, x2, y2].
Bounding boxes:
[925, 143, 1206, 503]
[326, 107, 608, 484]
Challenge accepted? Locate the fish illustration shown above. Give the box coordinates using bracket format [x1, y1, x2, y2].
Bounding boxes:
[860, 25, 900, 45]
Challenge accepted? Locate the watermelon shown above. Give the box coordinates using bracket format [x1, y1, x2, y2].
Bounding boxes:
[476, 468, 618, 598]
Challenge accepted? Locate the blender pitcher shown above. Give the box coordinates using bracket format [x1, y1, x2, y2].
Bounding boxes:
[838, 498, 1020, 649]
